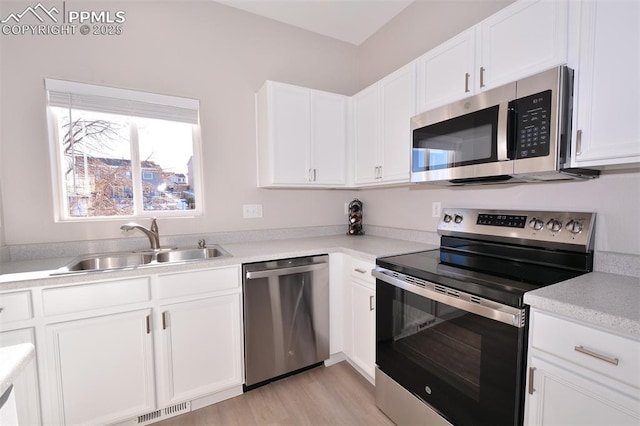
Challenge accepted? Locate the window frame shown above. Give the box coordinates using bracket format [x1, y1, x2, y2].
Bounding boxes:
[45, 78, 204, 222]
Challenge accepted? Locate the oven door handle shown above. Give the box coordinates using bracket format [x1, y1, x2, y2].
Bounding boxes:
[372, 268, 525, 328]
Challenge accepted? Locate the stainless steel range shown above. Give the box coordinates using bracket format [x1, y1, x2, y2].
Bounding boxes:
[373, 208, 595, 426]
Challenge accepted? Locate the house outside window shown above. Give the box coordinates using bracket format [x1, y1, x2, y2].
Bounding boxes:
[45, 79, 203, 220]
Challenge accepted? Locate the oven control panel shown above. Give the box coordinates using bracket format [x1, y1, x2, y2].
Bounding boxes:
[439, 208, 596, 252]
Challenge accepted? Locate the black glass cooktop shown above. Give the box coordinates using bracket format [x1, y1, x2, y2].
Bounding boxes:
[376, 237, 593, 308]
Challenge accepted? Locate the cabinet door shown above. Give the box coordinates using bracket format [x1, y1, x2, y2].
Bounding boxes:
[44, 310, 155, 425]
[417, 27, 477, 112]
[526, 355, 640, 426]
[310, 91, 347, 185]
[479, 0, 568, 90]
[350, 280, 375, 379]
[0, 328, 41, 426]
[158, 294, 243, 406]
[573, 0, 640, 167]
[270, 82, 311, 184]
[353, 85, 380, 185]
[380, 63, 416, 184]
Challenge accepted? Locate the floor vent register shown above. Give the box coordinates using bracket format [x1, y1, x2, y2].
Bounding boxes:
[133, 401, 191, 425]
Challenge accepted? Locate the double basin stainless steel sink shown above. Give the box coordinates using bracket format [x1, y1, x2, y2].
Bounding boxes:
[54, 245, 230, 275]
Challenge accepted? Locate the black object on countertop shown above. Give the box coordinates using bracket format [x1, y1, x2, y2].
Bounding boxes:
[347, 199, 364, 235]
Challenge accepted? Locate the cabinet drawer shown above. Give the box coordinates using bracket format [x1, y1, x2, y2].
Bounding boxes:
[157, 266, 240, 300]
[531, 310, 640, 389]
[42, 278, 151, 317]
[350, 258, 375, 285]
[0, 291, 32, 324]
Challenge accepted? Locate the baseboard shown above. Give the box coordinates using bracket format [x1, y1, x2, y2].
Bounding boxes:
[324, 352, 347, 367]
[190, 385, 244, 411]
[344, 358, 375, 385]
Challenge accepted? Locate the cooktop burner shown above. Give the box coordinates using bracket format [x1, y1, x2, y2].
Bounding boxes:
[376, 208, 596, 308]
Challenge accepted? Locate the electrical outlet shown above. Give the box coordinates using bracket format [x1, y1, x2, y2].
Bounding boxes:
[344, 202, 349, 215]
[243, 204, 263, 219]
[432, 202, 442, 218]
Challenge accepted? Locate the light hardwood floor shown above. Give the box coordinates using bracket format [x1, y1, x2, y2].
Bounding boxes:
[155, 361, 394, 425]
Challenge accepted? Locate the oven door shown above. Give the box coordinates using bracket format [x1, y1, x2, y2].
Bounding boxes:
[375, 270, 527, 426]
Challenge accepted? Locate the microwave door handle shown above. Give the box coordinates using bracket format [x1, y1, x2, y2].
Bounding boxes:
[497, 101, 511, 161]
[506, 101, 518, 160]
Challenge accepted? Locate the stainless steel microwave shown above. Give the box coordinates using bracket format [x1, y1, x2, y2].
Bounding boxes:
[410, 66, 598, 185]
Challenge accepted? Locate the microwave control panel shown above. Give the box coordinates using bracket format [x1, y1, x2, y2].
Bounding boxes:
[514, 90, 552, 159]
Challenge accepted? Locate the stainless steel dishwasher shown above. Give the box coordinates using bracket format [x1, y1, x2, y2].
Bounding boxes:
[242, 255, 329, 389]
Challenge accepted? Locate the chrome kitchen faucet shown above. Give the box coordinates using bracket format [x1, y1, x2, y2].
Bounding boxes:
[120, 218, 160, 250]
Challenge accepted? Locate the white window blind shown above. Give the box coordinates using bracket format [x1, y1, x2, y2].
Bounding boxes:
[45, 78, 199, 124]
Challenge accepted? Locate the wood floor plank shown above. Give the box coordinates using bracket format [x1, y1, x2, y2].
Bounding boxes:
[154, 361, 394, 426]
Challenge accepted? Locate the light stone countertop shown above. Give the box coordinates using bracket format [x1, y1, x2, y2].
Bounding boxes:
[0, 343, 35, 398]
[524, 272, 640, 338]
[0, 235, 435, 290]
[1, 234, 638, 339]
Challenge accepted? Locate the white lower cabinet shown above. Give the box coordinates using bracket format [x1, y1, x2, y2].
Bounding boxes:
[158, 294, 243, 406]
[526, 355, 640, 426]
[343, 257, 376, 381]
[38, 266, 243, 425]
[350, 280, 375, 378]
[525, 309, 640, 426]
[0, 328, 41, 426]
[44, 309, 156, 425]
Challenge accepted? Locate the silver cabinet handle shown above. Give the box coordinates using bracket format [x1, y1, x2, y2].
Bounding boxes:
[574, 345, 619, 366]
[479, 67, 486, 88]
[146, 315, 151, 334]
[528, 367, 536, 395]
[162, 311, 168, 330]
[354, 268, 367, 274]
[576, 129, 583, 156]
[369, 295, 375, 311]
[464, 72, 470, 93]
[313, 168, 317, 182]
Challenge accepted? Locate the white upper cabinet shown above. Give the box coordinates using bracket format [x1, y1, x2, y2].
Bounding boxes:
[353, 84, 380, 184]
[380, 63, 417, 184]
[353, 63, 416, 185]
[310, 91, 348, 185]
[571, 0, 640, 168]
[478, 0, 568, 91]
[417, 28, 477, 113]
[417, 0, 568, 113]
[256, 81, 347, 188]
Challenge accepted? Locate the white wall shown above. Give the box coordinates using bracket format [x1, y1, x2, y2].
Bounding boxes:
[357, 172, 640, 255]
[0, 0, 359, 245]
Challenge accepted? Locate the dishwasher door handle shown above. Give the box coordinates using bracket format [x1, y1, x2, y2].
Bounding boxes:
[245, 262, 328, 279]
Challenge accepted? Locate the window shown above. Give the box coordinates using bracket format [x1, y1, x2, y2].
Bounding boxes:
[45, 79, 202, 220]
